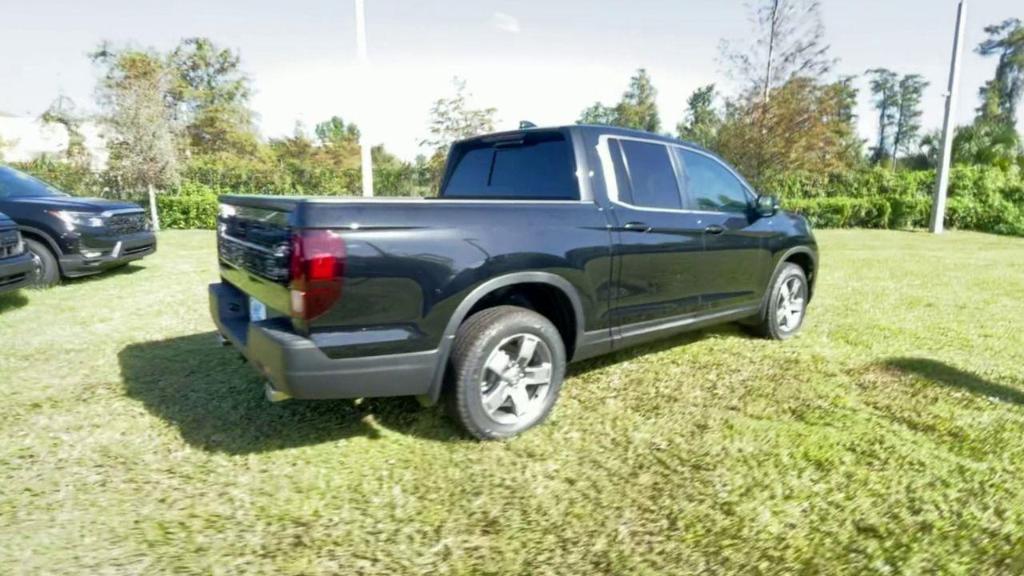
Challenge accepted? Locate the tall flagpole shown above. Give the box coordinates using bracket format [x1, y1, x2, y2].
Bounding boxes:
[930, 0, 967, 234]
[355, 0, 374, 197]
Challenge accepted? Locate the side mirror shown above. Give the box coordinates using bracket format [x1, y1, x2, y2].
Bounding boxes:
[755, 195, 780, 217]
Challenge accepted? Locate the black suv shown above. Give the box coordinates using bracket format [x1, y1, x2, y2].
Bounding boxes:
[0, 211, 34, 294]
[0, 166, 156, 287]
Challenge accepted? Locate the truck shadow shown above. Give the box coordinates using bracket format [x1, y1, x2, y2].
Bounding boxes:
[65, 263, 145, 286]
[569, 324, 745, 377]
[118, 332, 465, 454]
[0, 290, 29, 314]
[882, 357, 1024, 406]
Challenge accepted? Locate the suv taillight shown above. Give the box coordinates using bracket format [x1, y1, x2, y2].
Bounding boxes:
[289, 230, 345, 321]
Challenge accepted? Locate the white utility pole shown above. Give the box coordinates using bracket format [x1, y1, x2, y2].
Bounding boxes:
[930, 0, 967, 234]
[355, 0, 374, 197]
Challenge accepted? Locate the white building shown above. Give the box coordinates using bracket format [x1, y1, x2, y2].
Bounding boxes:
[0, 112, 108, 170]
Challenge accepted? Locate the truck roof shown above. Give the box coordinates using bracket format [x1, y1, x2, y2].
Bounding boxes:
[457, 124, 719, 158]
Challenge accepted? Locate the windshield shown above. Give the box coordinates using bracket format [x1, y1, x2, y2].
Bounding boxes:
[0, 166, 70, 198]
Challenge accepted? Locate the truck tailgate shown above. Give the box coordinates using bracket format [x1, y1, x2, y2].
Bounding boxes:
[217, 195, 295, 315]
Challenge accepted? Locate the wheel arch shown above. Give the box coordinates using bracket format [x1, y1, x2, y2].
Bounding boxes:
[420, 272, 586, 405]
[17, 225, 62, 256]
[759, 246, 818, 316]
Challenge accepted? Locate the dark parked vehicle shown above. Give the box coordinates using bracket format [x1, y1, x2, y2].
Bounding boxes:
[0, 166, 157, 287]
[0, 211, 35, 294]
[211, 126, 818, 439]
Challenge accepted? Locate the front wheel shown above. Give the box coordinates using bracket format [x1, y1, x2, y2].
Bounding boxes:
[448, 306, 566, 440]
[748, 263, 809, 340]
[23, 238, 60, 288]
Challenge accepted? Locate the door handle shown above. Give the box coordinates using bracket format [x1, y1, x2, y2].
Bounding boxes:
[704, 224, 725, 235]
[623, 222, 652, 233]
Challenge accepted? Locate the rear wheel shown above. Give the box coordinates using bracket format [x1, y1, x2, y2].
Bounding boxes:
[748, 263, 808, 340]
[448, 306, 566, 440]
[24, 238, 59, 288]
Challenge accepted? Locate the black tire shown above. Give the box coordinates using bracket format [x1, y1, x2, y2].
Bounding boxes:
[448, 305, 566, 440]
[748, 263, 809, 340]
[23, 238, 60, 288]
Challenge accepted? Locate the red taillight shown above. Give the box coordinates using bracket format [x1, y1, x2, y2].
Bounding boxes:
[289, 230, 345, 321]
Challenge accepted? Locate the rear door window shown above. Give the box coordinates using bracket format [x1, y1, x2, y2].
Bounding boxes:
[613, 139, 682, 210]
[442, 131, 578, 200]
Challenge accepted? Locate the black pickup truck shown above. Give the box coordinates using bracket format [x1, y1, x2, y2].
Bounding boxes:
[211, 125, 818, 439]
[0, 211, 34, 294]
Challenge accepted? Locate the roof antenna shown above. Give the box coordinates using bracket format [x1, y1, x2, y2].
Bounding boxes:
[519, 120, 537, 130]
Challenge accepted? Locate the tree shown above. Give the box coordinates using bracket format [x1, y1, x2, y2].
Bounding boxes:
[167, 37, 259, 156]
[315, 116, 360, 147]
[716, 78, 861, 183]
[421, 78, 496, 185]
[716, 0, 838, 181]
[577, 102, 618, 125]
[721, 0, 833, 102]
[866, 68, 899, 165]
[40, 95, 90, 167]
[827, 76, 864, 165]
[676, 84, 721, 148]
[575, 68, 662, 132]
[615, 69, 661, 132]
[952, 122, 1021, 169]
[313, 116, 361, 171]
[866, 70, 928, 168]
[976, 18, 1024, 127]
[270, 122, 317, 165]
[92, 43, 182, 230]
[891, 75, 929, 168]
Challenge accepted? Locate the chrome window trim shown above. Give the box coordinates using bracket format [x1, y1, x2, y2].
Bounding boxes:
[597, 134, 757, 215]
[278, 198, 592, 206]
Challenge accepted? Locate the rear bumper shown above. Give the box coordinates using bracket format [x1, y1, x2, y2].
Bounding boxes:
[209, 282, 437, 400]
[0, 252, 35, 293]
[60, 231, 157, 277]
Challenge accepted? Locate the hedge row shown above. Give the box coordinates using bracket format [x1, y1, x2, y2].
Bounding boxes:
[769, 166, 1024, 235]
[15, 157, 1024, 235]
[784, 196, 1024, 235]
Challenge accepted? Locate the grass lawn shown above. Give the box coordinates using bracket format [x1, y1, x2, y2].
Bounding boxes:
[1, 229, 1023, 574]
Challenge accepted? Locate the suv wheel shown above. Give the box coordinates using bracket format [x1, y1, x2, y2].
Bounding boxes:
[448, 306, 566, 440]
[749, 263, 808, 340]
[24, 238, 59, 288]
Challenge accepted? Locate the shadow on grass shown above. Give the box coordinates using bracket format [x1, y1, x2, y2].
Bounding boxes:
[0, 290, 29, 314]
[569, 323, 747, 377]
[118, 331, 464, 454]
[65, 263, 145, 286]
[884, 357, 1024, 406]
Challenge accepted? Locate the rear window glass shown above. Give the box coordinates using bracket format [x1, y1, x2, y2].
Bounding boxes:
[441, 132, 578, 200]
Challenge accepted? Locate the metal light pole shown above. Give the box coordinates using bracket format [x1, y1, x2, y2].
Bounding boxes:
[930, 0, 967, 234]
[355, 0, 374, 197]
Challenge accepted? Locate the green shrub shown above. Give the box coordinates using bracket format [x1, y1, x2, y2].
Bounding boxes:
[10, 157, 105, 197]
[158, 184, 219, 230]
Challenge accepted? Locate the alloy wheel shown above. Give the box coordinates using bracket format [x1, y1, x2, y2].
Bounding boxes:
[480, 333, 553, 425]
[776, 276, 806, 332]
[28, 250, 44, 286]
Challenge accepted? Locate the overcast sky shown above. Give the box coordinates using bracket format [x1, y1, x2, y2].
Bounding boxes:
[2, 0, 1021, 160]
